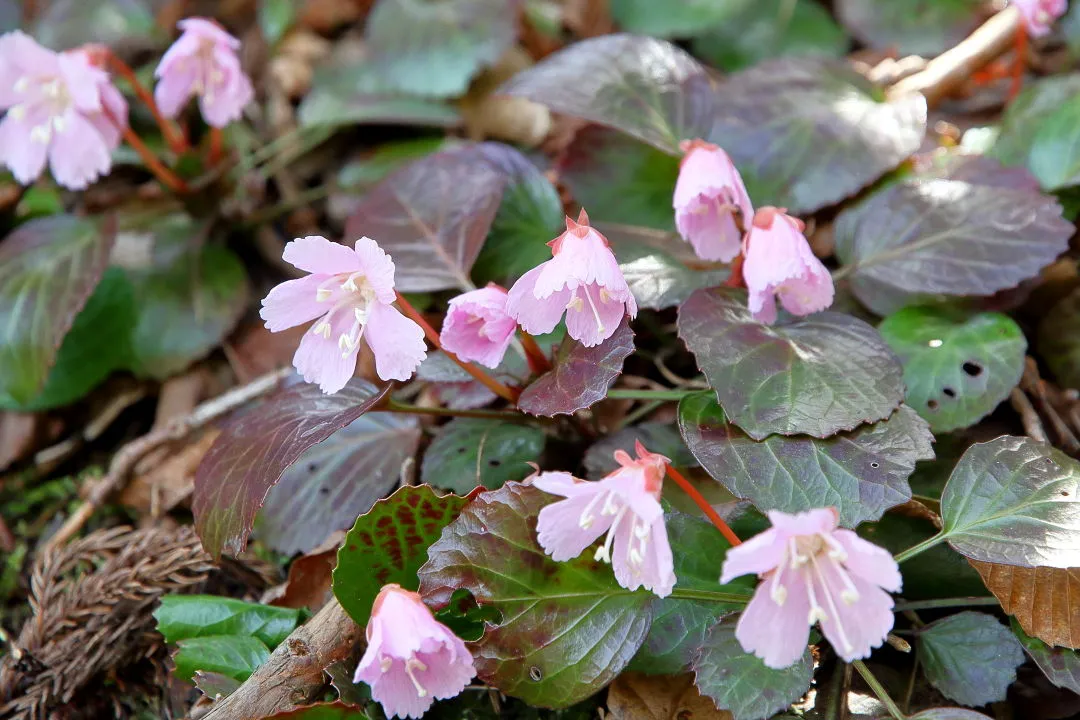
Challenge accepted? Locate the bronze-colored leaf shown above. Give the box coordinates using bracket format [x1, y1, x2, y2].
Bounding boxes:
[970, 559, 1080, 649]
[607, 672, 732, 720]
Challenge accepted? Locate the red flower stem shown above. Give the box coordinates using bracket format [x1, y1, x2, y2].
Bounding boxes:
[106, 51, 188, 154]
[119, 125, 189, 194]
[1009, 23, 1027, 101]
[519, 331, 552, 375]
[665, 464, 742, 546]
[394, 291, 520, 403]
[208, 127, 224, 166]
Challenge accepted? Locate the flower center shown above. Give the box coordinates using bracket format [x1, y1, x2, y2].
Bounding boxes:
[566, 287, 608, 334]
[310, 271, 378, 357]
[12, 75, 73, 145]
[404, 655, 428, 698]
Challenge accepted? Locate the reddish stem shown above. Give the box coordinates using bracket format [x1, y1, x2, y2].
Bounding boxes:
[665, 464, 742, 546]
[395, 291, 520, 403]
[519, 331, 553, 375]
[118, 125, 189, 194]
[723, 252, 746, 288]
[1009, 24, 1027, 101]
[106, 51, 188, 154]
[208, 127, 224, 166]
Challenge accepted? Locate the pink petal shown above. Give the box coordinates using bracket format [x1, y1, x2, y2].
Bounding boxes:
[536, 489, 613, 562]
[198, 53, 253, 127]
[743, 211, 834, 324]
[765, 508, 839, 538]
[611, 513, 675, 597]
[734, 568, 813, 669]
[600, 468, 663, 525]
[367, 664, 434, 719]
[675, 196, 743, 262]
[439, 300, 516, 368]
[48, 110, 112, 190]
[282, 235, 363, 275]
[154, 30, 203, 80]
[816, 570, 895, 663]
[831, 529, 902, 593]
[413, 643, 475, 700]
[260, 274, 329, 332]
[534, 229, 627, 298]
[747, 288, 778, 324]
[563, 283, 627, 347]
[673, 145, 753, 263]
[0, 113, 47, 185]
[177, 17, 243, 49]
[153, 57, 198, 118]
[292, 312, 359, 394]
[364, 301, 427, 382]
[506, 264, 571, 336]
[88, 81, 128, 149]
[719, 527, 785, 584]
[0, 32, 60, 106]
[352, 237, 398, 304]
[531, 470, 584, 497]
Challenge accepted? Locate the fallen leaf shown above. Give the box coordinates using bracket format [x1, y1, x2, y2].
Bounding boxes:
[970, 559, 1080, 649]
[607, 672, 733, 720]
[120, 429, 220, 514]
[0, 411, 40, 471]
[266, 531, 345, 612]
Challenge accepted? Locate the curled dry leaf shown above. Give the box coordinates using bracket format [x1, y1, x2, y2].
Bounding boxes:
[606, 672, 733, 720]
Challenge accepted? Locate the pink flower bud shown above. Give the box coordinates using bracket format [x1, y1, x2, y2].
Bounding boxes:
[259, 235, 427, 393]
[673, 139, 754, 262]
[354, 584, 476, 719]
[533, 440, 676, 597]
[1015, 0, 1067, 37]
[506, 209, 637, 347]
[0, 31, 128, 190]
[154, 17, 253, 128]
[742, 207, 834, 324]
[439, 284, 517, 369]
[720, 508, 901, 669]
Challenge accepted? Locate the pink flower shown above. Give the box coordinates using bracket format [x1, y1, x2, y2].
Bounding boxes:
[673, 139, 754, 262]
[259, 235, 427, 393]
[154, 17, 253, 128]
[533, 440, 675, 597]
[720, 508, 901, 669]
[742, 207, 834, 324]
[0, 32, 128, 190]
[439, 284, 517, 369]
[506, 209, 637, 347]
[353, 584, 475, 719]
[1014, 0, 1067, 37]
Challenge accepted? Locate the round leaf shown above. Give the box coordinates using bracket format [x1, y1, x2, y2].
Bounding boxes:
[835, 0, 982, 56]
[1038, 286, 1080, 388]
[917, 611, 1025, 707]
[1029, 94, 1080, 190]
[420, 418, 546, 493]
[990, 74, 1080, 168]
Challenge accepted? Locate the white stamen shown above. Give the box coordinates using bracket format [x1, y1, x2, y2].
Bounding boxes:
[594, 506, 628, 564]
[404, 656, 428, 698]
[13, 77, 28, 93]
[581, 288, 606, 334]
[313, 320, 331, 338]
[788, 537, 807, 570]
[804, 563, 827, 625]
[51, 115, 66, 133]
[8, 104, 25, 120]
[316, 287, 333, 302]
[823, 533, 848, 562]
[770, 554, 789, 606]
[566, 296, 584, 313]
[809, 553, 855, 653]
[379, 656, 392, 673]
[601, 492, 621, 516]
[42, 80, 61, 99]
[628, 519, 643, 565]
[30, 125, 51, 144]
[578, 490, 608, 530]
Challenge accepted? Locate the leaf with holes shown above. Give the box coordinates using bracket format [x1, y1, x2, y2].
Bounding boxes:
[257, 413, 421, 554]
[617, 242, 727, 311]
[940, 436, 1080, 569]
[835, 0, 982, 56]
[692, 621, 813, 720]
[343, 147, 505, 292]
[1039, 286, 1080, 388]
[991, 74, 1080, 168]
[971, 560, 1080, 648]
[172, 635, 271, 683]
[917, 612, 1025, 707]
[679, 392, 933, 527]
[584, 423, 697, 479]
[517, 319, 635, 417]
[1012, 619, 1080, 691]
[677, 288, 904, 440]
[420, 418, 546, 493]
[879, 306, 1026, 432]
[0, 215, 116, 406]
[334, 484, 470, 627]
[193, 379, 390, 558]
[154, 596, 304, 647]
[498, 34, 715, 153]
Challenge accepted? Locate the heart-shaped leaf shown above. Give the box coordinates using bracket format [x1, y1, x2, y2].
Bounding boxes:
[971, 560, 1080, 649]
[1012, 619, 1080, 692]
[940, 436, 1080, 569]
[193, 379, 391, 558]
[1038, 286, 1080, 388]
[917, 612, 1025, 707]
[991, 74, 1080, 168]
[420, 418, 546, 493]
[835, 0, 982, 56]
[679, 392, 934, 527]
[517, 319, 635, 417]
[879, 306, 1027, 432]
[617, 242, 727, 311]
[155, 596, 304, 647]
[585, 423, 697, 479]
[677, 288, 905, 440]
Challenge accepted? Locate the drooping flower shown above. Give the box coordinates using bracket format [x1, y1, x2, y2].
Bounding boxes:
[0, 31, 128, 190]
[259, 235, 427, 393]
[720, 508, 901, 669]
[439, 284, 517, 369]
[154, 17, 254, 127]
[354, 584, 476, 719]
[742, 206, 834, 324]
[1014, 0, 1067, 37]
[506, 209, 637, 347]
[533, 440, 675, 597]
[673, 139, 754, 262]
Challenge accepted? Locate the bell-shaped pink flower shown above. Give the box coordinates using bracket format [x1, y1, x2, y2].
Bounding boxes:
[506, 209, 637, 347]
[0, 32, 128, 190]
[154, 17, 253, 128]
[439, 284, 517, 369]
[533, 440, 675, 597]
[720, 508, 901, 669]
[742, 207, 834, 324]
[673, 139, 754, 262]
[353, 584, 475, 719]
[260, 235, 427, 393]
[1014, 0, 1067, 37]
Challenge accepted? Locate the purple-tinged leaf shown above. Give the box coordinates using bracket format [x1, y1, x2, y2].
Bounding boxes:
[617, 242, 727, 310]
[908, 710, 995, 720]
[1012, 619, 1080, 692]
[344, 147, 505, 292]
[917, 612, 1025, 707]
[584, 422, 697, 479]
[517, 319, 635, 417]
[835, 0, 982, 56]
[193, 379, 391, 559]
[677, 288, 904, 440]
[257, 413, 421, 555]
[498, 34, 715, 154]
[420, 418, 546, 493]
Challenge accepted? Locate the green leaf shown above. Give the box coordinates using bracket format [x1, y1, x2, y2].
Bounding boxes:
[258, 702, 371, 719]
[939, 436, 1080, 568]
[298, 82, 462, 129]
[917, 612, 1025, 707]
[677, 287, 905, 440]
[835, 0, 982, 56]
[1012, 619, 1080, 693]
[584, 422, 697, 479]
[154, 595, 303, 647]
[679, 392, 934, 527]
[172, 635, 271, 683]
[334, 485, 470, 627]
[617, 242, 727, 311]
[1029, 94, 1080, 190]
[0, 215, 116, 406]
[420, 418, 545, 493]
[259, 0, 295, 45]
[1038, 286, 1080, 388]
[878, 306, 1026, 432]
[33, 0, 158, 50]
[610, 0, 741, 37]
[692, 620, 813, 720]
[991, 74, 1080, 168]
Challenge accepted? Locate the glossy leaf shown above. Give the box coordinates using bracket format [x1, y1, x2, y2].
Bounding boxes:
[879, 306, 1026, 432]
[617, 242, 727, 311]
[172, 635, 270, 683]
[972, 560, 1080, 649]
[517, 319, 635, 417]
[1029, 94, 1080, 190]
[1038, 286, 1080, 388]
[193, 670, 241, 699]
[154, 596, 303, 647]
[258, 413, 421, 554]
[334, 485, 470, 626]
[33, 0, 158, 50]
[193, 379, 390, 558]
[677, 288, 904, 440]
[0, 215, 116, 406]
[835, 0, 982, 56]
[585, 423, 697, 479]
[679, 392, 933, 527]
[420, 418, 546, 493]
[259, 0, 295, 45]
[298, 83, 461, 129]
[344, 148, 505, 292]
[1013, 619, 1080, 692]
[917, 612, 1025, 707]
[609, 0, 739, 37]
[990, 74, 1080, 168]
[692, 621, 813, 720]
[940, 436, 1080, 569]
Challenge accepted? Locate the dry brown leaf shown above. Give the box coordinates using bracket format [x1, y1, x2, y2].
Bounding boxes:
[264, 530, 344, 611]
[607, 672, 733, 720]
[970, 559, 1080, 649]
[120, 429, 220, 514]
[0, 411, 41, 472]
[226, 320, 306, 383]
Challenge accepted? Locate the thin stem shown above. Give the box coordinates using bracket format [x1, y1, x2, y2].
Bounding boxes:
[519, 331, 552, 375]
[208, 127, 224, 166]
[831, 265, 853, 282]
[106, 51, 187, 154]
[851, 661, 905, 720]
[395, 291, 520, 403]
[607, 388, 696, 401]
[384, 399, 523, 421]
[617, 399, 664, 430]
[892, 533, 946, 564]
[118, 125, 189, 194]
[893, 596, 1000, 612]
[665, 464, 742, 547]
[1009, 23, 1027, 101]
